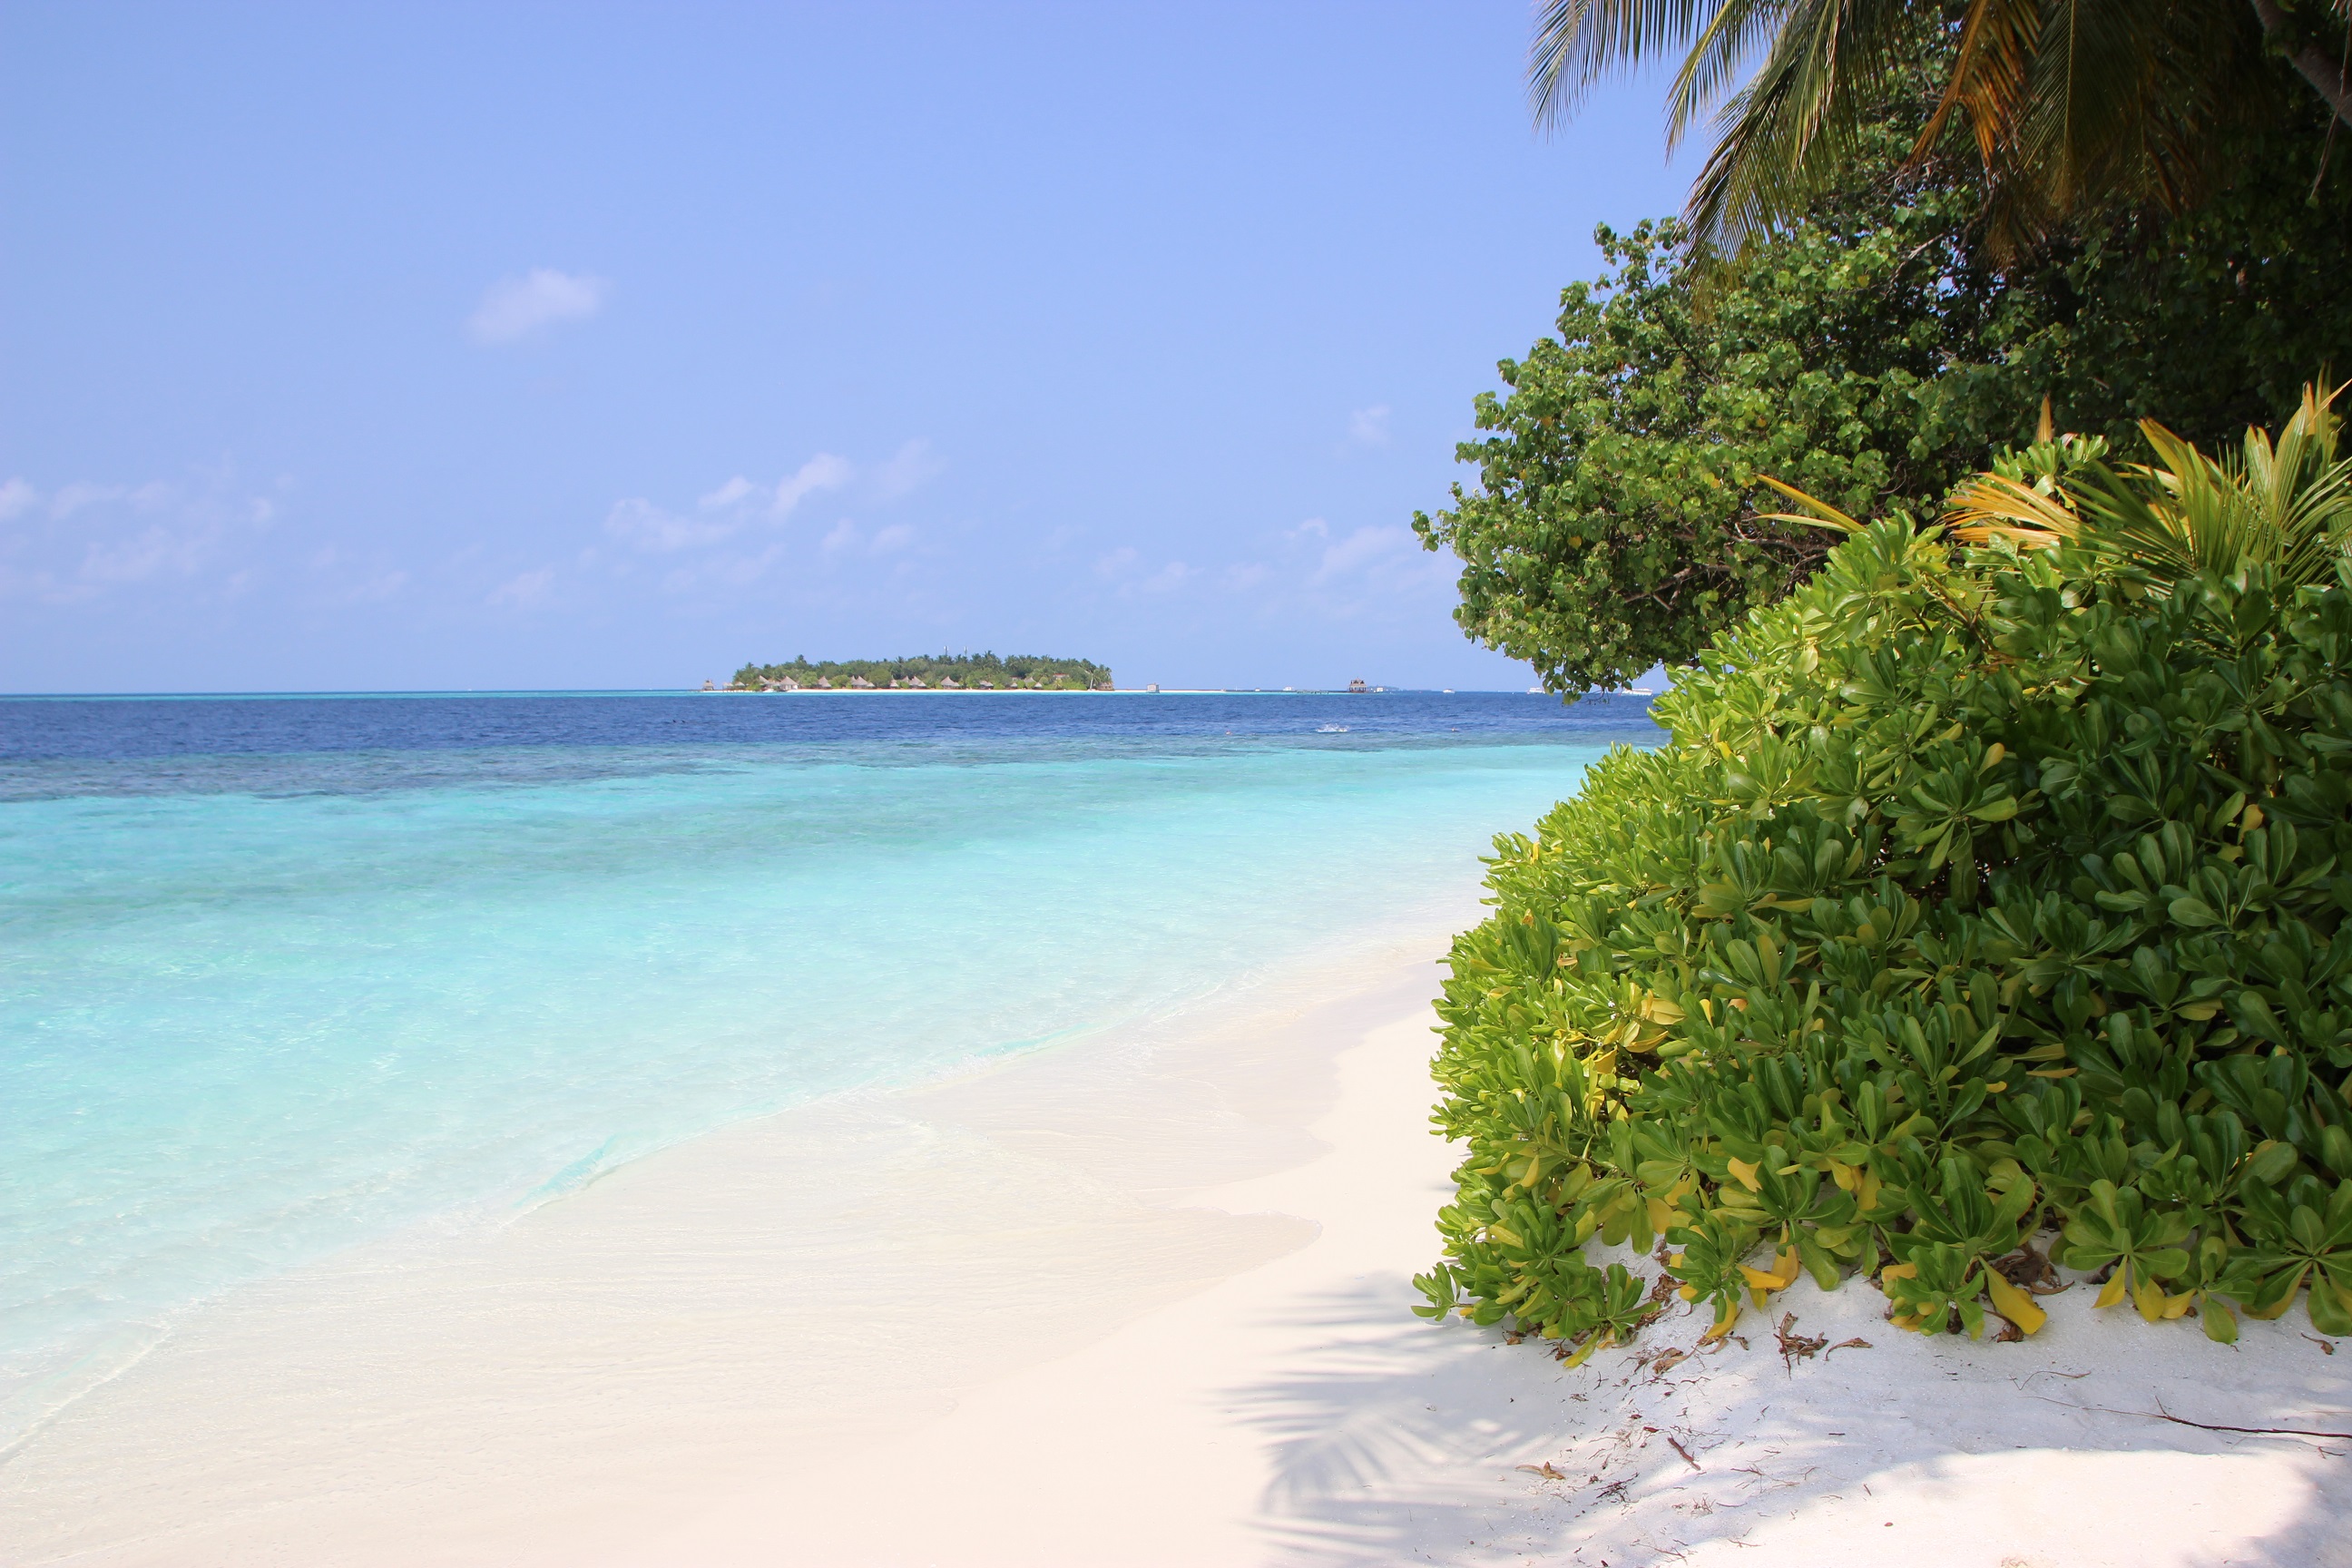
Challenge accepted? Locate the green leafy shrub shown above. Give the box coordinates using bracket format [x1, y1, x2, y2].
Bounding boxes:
[1416, 509, 2352, 1355]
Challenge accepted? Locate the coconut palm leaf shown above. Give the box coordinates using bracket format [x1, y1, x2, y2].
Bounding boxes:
[1530, 0, 2335, 256]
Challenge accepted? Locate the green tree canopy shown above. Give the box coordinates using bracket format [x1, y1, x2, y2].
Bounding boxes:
[1416, 90, 2352, 695]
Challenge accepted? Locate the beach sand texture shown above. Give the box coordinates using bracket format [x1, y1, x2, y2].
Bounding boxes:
[5, 943, 2347, 1566]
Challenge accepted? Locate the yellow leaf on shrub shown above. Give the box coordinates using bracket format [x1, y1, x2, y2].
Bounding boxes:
[1984, 1269, 2046, 1335]
[1726, 1157, 1762, 1192]
[2135, 1276, 2193, 1322]
[1857, 1168, 1886, 1215]
[1739, 1247, 1801, 1298]
[2097, 1268, 2130, 1309]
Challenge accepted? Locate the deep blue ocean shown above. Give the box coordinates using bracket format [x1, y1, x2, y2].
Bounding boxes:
[0, 689, 1658, 1437]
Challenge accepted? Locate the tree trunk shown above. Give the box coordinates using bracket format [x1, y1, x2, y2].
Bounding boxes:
[2249, 0, 2352, 127]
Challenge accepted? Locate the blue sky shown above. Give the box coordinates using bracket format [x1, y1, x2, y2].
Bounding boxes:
[1, 2, 1691, 693]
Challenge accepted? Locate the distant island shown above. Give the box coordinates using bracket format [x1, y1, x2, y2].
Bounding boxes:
[728, 652, 1113, 691]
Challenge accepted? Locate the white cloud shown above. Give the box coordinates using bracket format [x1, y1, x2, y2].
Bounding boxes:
[346, 568, 409, 603]
[487, 567, 554, 608]
[816, 518, 913, 557]
[306, 548, 407, 603]
[51, 481, 133, 518]
[699, 475, 757, 510]
[594, 444, 905, 581]
[659, 542, 789, 594]
[1312, 524, 1415, 584]
[1348, 406, 1391, 446]
[0, 467, 275, 603]
[705, 456, 856, 517]
[603, 497, 743, 553]
[80, 524, 210, 584]
[871, 438, 943, 499]
[1093, 545, 1190, 596]
[774, 452, 853, 516]
[468, 269, 609, 344]
[1290, 516, 1329, 540]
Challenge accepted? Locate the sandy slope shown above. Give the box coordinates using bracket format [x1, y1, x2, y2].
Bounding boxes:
[662, 978, 2352, 1568]
[7, 947, 2347, 1565]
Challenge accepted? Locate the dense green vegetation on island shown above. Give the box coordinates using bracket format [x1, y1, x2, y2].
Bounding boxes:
[1418, 395, 2352, 1352]
[1412, 2, 2352, 1357]
[729, 653, 1112, 691]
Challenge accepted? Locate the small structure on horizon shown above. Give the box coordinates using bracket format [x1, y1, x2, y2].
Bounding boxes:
[1347, 678, 1367, 693]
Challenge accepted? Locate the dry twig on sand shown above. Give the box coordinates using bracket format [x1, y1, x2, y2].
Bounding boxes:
[1775, 1313, 1828, 1373]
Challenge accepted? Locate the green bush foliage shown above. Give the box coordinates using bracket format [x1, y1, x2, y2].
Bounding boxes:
[1416, 520, 2352, 1354]
[1414, 80, 2352, 697]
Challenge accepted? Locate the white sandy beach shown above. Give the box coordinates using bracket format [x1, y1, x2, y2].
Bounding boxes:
[6, 933, 2347, 1566]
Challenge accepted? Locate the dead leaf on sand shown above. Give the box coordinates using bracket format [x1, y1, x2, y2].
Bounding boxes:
[1649, 1348, 1690, 1377]
[1775, 1312, 1828, 1371]
[1822, 1338, 1874, 1358]
[1517, 1462, 1569, 1481]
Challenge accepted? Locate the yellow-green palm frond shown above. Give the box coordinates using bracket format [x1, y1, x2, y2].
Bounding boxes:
[1946, 470, 2081, 550]
[1945, 382, 2352, 588]
[1754, 473, 1866, 534]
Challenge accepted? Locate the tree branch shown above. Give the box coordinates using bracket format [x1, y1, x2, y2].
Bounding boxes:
[2250, 0, 2352, 128]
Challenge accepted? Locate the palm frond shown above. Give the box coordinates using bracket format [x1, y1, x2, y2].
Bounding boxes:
[1531, 0, 1736, 130]
[1755, 474, 1866, 534]
[1681, 0, 1918, 251]
[1534, 0, 2287, 262]
[1945, 383, 2352, 588]
[1664, 0, 1798, 152]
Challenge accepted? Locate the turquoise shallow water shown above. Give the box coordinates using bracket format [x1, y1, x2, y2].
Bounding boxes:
[0, 691, 1654, 1430]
